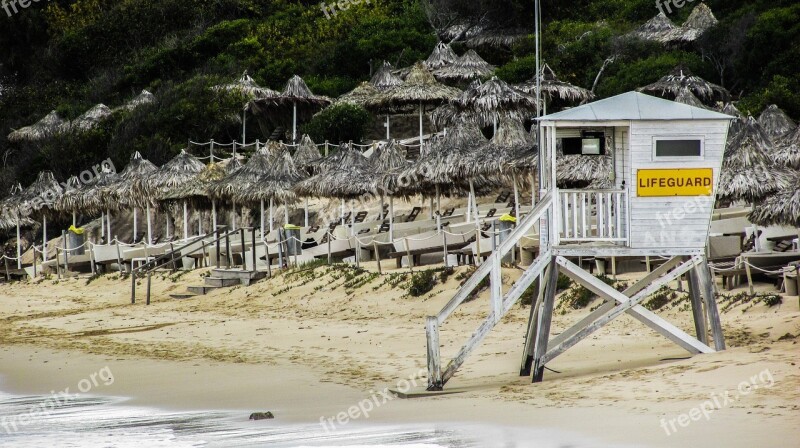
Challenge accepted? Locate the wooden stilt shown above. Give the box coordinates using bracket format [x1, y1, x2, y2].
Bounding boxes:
[696, 257, 725, 351]
[532, 257, 558, 382]
[520, 267, 546, 376]
[687, 264, 709, 345]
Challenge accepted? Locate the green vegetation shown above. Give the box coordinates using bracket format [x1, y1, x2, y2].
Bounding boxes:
[409, 270, 437, 297]
[1, 0, 797, 201]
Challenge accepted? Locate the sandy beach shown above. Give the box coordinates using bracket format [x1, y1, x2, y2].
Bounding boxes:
[0, 263, 798, 446]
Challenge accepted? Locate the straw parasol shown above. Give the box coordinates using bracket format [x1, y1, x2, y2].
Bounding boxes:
[293, 134, 322, 171]
[718, 116, 791, 203]
[105, 152, 158, 242]
[336, 81, 382, 107]
[0, 183, 35, 267]
[628, 4, 718, 45]
[557, 149, 613, 188]
[433, 50, 495, 83]
[60, 166, 118, 243]
[368, 61, 409, 139]
[757, 104, 796, 143]
[749, 173, 800, 227]
[451, 77, 538, 132]
[370, 61, 403, 92]
[423, 42, 458, 70]
[275, 75, 332, 142]
[238, 148, 306, 228]
[18, 171, 64, 261]
[515, 64, 595, 111]
[141, 149, 205, 240]
[68, 104, 113, 132]
[674, 87, 710, 109]
[369, 140, 412, 236]
[371, 62, 462, 144]
[7, 111, 65, 142]
[211, 142, 279, 234]
[773, 126, 800, 169]
[638, 65, 730, 105]
[466, 29, 528, 49]
[627, 12, 678, 43]
[214, 71, 279, 144]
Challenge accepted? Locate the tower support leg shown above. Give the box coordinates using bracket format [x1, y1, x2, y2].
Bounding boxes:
[532, 257, 558, 382]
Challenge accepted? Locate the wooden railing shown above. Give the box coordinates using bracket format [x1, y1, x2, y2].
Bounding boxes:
[557, 189, 628, 243]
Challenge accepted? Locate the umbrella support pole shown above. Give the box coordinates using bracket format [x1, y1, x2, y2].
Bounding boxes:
[429, 197, 434, 219]
[419, 102, 424, 144]
[292, 102, 297, 143]
[106, 211, 112, 244]
[212, 201, 217, 233]
[269, 199, 274, 233]
[340, 199, 345, 227]
[304, 198, 309, 227]
[466, 195, 472, 223]
[15, 218, 20, 269]
[101, 212, 105, 241]
[389, 197, 395, 242]
[285, 203, 289, 226]
[183, 201, 189, 240]
[232, 201, 237, 231]
[385, 116, 391, 140]
[260, 200, 265, 239]
[470, 180, 481, 266]
[198, 211, 202, 236]
[133, 207, 138, 242]
[43, 216, 47, 262]
[146, 203, 153, 245]
[350, 203, 355, 237]
[72, 212, 76, 227]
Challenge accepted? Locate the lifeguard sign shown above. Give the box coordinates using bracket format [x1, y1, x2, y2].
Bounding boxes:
[637, 168, 713, 197]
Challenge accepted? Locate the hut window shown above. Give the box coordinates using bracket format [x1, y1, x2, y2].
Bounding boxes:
[654, 138, 703, 159]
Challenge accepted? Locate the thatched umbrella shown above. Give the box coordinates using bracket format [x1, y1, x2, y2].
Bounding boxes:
[142, 149, 205, 240]
[638, 66, 730, 105]
[292, 134, 322, 226]
[274, 75, 331, 143]
[674, 87, 709, 109]
[238, 148, 306, 229]
[7, 111, 65, 142]
[466, 29, 528, 50]
[451, 76, 538, 133]
[758, 104, 796, 143]
[18, 171, 63, 261]
[336, 82, 381, 107]
[627, 12, 677, 43]
[295, 145, 376, 234]
[423, 42, 458, 70]
[369, 61, 406, 139]
[68, 104, 112, 132]
[558, 151, 613, 188]
[372, 62, 461, 144]
[774, 126, 800, 169]
[71, 167, 119, 242]
[117, 90, 156, 112]
[161, 162, 231, 234]
[462, 119, 535, 218]
[214, 71, 279, 144]
[210, 143, 278, 234]
[106, 152, 158, 243]
[0, 183, 28, 267]
[405, 121, 490, 225]
[370, 140, 411, 239]
[433, 50, 495, 83]
[515, 64, 595, 112]
[749, 173, 800, 227]
[718, 116, 791, 203]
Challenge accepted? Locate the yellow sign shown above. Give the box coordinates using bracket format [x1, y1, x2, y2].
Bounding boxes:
[637, 168, 713, 197]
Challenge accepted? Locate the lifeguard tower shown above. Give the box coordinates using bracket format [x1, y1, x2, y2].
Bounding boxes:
[425, 92, 734, 390]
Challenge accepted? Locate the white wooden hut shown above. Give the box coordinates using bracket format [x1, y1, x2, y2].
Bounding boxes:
[424, 92, 734, 390]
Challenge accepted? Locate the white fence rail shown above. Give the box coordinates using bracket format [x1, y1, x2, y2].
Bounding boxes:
[557, 189, 628, 243]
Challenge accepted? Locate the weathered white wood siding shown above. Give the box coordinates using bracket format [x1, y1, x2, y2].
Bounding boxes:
[628, 120, 729, 249]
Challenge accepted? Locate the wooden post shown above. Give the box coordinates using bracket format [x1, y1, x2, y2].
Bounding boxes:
[240, 228, 246, 269]
[532, 257, 558, 382]
[251, 227, 257, 272]
[426, 316, 442, 390]
[696, 257, 725, 351]
[520, 267, 547, 376]
[4, 257, 9, 282]
[374, 241, 382, 275]
[327, 232, 332, 265]
[687, 263, 709, 345]
[225, 228, 231, 267]
[131, 266, 136, 304]
[62, 230, 69, 275]
[404, 238, 413, 272]
[146, 269, 152, 305]
[442, 231, 448, 268]
[33, 250, 38, 278]
[490, 250, 502, 323]
[56, 248, 61, 280]
[354, 238, 360, 269]
[215, 227, 221, 269]
[115, 241, 124, 274]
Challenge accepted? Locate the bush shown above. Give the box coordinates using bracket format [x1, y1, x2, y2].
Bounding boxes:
[409, 270, 436, 297]
[301, 103, 373, 144]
